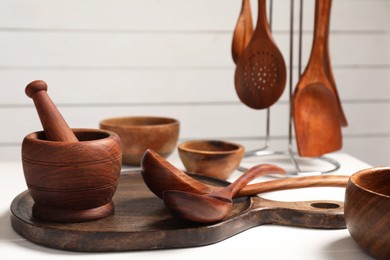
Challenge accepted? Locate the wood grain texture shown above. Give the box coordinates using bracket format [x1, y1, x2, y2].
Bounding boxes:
[11, 171, 345, 252]
[238, 174, 349, 196]
[100, 116, 179, 166]
[344, 167, 390, 260]
[162, 164, 286, 223]
[231, 0, 253, 64]
[25, 80, 79, 142]
[21, 128, 122, 222]
[293, 0, 342, 157]
[178, 140, 245, 180]
[234, 0, 286, 109]
[322, 0, 347, 127]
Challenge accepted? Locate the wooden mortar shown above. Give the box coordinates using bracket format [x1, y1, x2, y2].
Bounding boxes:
[22, 80, 122, 222]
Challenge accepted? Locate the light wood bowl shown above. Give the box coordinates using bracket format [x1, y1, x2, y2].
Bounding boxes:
[22, 128, 122, 223]
[178, 140, 245, 180]
[100, 116, 180, 166]
[344, 167, 390, 259]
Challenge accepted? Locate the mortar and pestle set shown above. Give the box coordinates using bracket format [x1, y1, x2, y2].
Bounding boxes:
[22, 80, 122, 222]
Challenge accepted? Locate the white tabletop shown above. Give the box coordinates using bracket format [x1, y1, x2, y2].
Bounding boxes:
[0, 152, 375, 260]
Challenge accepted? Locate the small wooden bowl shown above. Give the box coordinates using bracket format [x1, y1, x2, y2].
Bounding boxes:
[22, 128, 122, 223]
[178, 140, 245, 180]
[100, 116, 180, 166]
[344, 167, 390, 259]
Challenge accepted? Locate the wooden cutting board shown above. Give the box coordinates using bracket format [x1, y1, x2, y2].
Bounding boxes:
[10, 171, 345, 252]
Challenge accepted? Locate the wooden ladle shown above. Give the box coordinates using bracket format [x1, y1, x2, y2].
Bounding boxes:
[293, 0, 342, 157]
[141, 149, 350, 198]
[234, 0, 286, 109]
[162, 172, 349, 223]
[141, 149, 285, 198]
[25, 80, 78, 142]
[231, 0, 253, 64]
[163, 163, 286, 223]
[141, 149, 213, 199]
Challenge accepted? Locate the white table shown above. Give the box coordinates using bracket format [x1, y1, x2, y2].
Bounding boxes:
[0, 152, 375, 259]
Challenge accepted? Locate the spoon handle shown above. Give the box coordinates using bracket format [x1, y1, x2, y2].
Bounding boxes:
[25, 80, 79, 142]
[232, 0, 253, 64]
[216, 164, 286, 199]
[253, 0, 270, 36]
[306, 0, 332, 72]
[237, 175, 349, 197]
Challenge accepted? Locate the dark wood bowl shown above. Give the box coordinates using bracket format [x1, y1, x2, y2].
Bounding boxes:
[22, 128, 122, 223]
[100, 116, 179, 166]
[178, 140, 245, 180]
[344, 167, 390, 259]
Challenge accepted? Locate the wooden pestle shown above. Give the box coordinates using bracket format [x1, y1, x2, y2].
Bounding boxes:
[25, 80, 79, 142]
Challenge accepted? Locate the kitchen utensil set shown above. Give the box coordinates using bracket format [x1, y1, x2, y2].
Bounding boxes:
[11, 1, 357, 252]
[233, 0, 346, 157]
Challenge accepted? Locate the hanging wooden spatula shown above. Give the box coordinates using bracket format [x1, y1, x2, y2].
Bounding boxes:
[293, 0, 342, 157]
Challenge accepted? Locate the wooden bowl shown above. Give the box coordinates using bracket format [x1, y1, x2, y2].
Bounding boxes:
[178, 140, 245, 180]
[22, 128, 122, 223]
[100, 116, 179, 166]
[344, 167, 390, 259]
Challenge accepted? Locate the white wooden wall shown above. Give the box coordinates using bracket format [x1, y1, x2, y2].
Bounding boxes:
[0, 0, 389, 166]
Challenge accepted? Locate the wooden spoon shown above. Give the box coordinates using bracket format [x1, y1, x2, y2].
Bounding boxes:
[163, 163, 286, 223]
[238, 174, 349, 196]
[322, 0, 348, 127]
[141, 149, 349, 199]
[231, 0, 253, 64]
[234, 0, 286, 109]
[141, 149, 284, 199]
[141, 149, 213, 199]
[293, 0, 342, 157]
[25, 80, 78, 142]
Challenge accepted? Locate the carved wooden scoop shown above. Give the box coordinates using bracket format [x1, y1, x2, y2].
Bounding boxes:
[25, 80, 78, 142]
[163, 163, 286, 223]
[141, 149, 213, 199]
[234, 0, 286, 109]
[161, 171, 349, 224]
[141, 149, 350, 199]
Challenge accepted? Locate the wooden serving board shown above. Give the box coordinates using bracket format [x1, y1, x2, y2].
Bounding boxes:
[10, 171, 345, 252]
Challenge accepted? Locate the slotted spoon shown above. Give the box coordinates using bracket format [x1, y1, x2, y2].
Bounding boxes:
[234, 0, 286, 109]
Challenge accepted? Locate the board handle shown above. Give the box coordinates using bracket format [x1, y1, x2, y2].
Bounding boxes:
[250, 198, 345, 229]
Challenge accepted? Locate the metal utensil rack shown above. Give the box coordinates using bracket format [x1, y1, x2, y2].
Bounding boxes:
[238, 0, 340, 175]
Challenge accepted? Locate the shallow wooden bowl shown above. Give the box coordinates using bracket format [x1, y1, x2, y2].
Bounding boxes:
[344, 167, 390, 259]
[22, 128, 122, 223]
[178, 140, 245, 180]
[100, 116, 179, 166]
